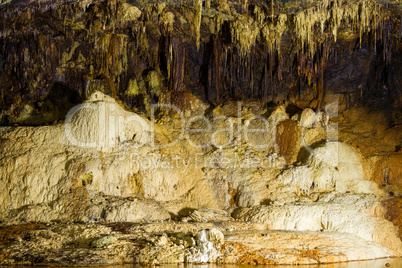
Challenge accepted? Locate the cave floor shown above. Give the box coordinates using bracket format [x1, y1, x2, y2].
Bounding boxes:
[0, 221, 397, 266]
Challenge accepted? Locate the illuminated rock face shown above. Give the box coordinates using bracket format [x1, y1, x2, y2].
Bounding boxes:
[0, 91, 401, 264]
[0, 92, 170, 224]
[64, 91, 150, 151]
[0, 0, 401, 265]
[270, 141, 382, 198]
[186, 228, 225, 263]
[233, 195, 402, 255]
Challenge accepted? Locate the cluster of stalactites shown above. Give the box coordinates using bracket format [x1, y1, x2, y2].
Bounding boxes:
[0, 0, 93, 20]
[227, 0, 384, 58]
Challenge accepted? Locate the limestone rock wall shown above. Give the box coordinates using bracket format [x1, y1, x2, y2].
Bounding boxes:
[0, 91, 401, 260]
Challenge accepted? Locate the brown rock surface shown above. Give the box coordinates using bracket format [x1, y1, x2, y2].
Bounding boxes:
[276, 119, 301, 165]
[383, 197, 402, 240]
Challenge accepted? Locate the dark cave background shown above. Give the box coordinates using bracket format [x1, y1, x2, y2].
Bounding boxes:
[0, 0, 401, 125]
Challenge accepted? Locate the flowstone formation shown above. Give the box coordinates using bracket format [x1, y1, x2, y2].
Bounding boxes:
[0, 90, 401, 265]
[0, 0, 401, 266]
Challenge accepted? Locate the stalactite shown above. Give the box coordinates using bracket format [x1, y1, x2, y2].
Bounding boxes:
[194, 0, 202, 50]
[168, 42, 172, 79]
[269, 50, 273, 99]
[170, 37, 185, 93]
[264, 63, 268, 100]
[250, 52, 253, 96]
[0, 0, 399, 118]
[316, 48, 325, 110]
[231, 16, 259, 55]
[229, 47, 233, 91]
[213, 36, 220, 102]
[375, 6, 377, 54]
[254, 5, 265, 25]
[242, 0, 248, 13]
[161, 12, 175, 33]
[206, 0, 211, 9]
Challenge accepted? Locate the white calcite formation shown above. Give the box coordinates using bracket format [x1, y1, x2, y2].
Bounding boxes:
[267, 141, 383, 200]
[0, 92, 401, 264]
[186, 228, 225, 263]
[233, 194, 402, 255]
[65, 91, 150, 151]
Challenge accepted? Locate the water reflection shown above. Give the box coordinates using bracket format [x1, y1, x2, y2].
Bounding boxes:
[2, 258, 401, 268]
[161, 259, 399, 268]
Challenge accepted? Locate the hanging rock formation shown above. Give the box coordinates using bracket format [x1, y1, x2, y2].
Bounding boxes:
[0, 0, 401, 125]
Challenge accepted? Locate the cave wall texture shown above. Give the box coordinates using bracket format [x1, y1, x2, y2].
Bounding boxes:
[0, 0, 401, 126]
